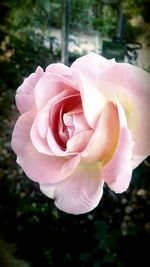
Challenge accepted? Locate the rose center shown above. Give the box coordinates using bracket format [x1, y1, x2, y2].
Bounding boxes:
[63, 113, 75, 138]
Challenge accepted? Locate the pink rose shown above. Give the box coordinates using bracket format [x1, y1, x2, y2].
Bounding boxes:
[11, 53, 150, 214]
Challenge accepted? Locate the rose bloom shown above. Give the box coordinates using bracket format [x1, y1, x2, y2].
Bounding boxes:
[11, 53, 150, 214]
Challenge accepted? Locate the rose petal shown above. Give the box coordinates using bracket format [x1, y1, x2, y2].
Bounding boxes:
[81, 102, 119, 163]
[72, 110, 91, 135]
[101, 99, 134, 193]
[40, 162, 104, 215]
[30, 115, 53, 155]
[11, 110, 67, 184]
[96, 63, 150, 167]
[66, 130, 93, 154]
[61, 155, 81, 179]
[30, 90, 70, 155]
[48, 92, 81, 155]
[16, 66, 44, 114]
[71, 52, 115, 85]
[34, 72, 79, 111]
[47, 128, 66, 156]
[30, 89, 78, 156]
[77, 73, 106, 128]
[46, 63, 71, 75]
[72, 53, 150, 166]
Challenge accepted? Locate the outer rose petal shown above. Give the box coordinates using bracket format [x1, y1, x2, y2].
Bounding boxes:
[30, 115, 53, 155]
[71, 53, 150, 167]
[45, 63, 71, 75]
[16, 66, 44, 114]
[11, 110, 67, 184]
[40, 162, 104, 215]
[96, 63, 150, 167]
[34, 72, 79, 111]
[101, 99, 134, 193]
[71, 52, 115, 85]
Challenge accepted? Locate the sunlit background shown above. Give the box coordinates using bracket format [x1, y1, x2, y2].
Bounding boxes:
[0, 1, 150, 266]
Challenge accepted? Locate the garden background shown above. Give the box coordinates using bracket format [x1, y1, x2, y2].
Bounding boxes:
[0, 1, 150, 266]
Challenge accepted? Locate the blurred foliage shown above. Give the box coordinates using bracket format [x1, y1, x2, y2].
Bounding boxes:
[0, 1, 150, 267]
[123, 21, 145, 42]
[125, 0, 150, 22]
[93, 5, 117, 37]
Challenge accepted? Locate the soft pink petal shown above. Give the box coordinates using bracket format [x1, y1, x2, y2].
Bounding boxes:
[72, 53, 150, 166]
[30, 89, 78, 156]
[81, 102, 119, 163]
[60, 155, 81, 179]
[66, 130, 93, 153]
[16, 66, 44, 114]
[37, 89, 75, 138]
[63, 108, 89, 138]
[47, 128, 66, 156]
[46, 63, 71, 75]
[34, 72, 79, 111]
[48, 93, 81, 155]
[40, 162, 104, 215]
[30, 115, 53, 155]
[72, 110, 91, 135]
[71, 52, 116, 85]
[76, 73, 106, 128]
[101, 100, 134, 193]
[11, 110, 67, 184]
[96, 63, 150, 167]
[30, 93, 65, 156]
